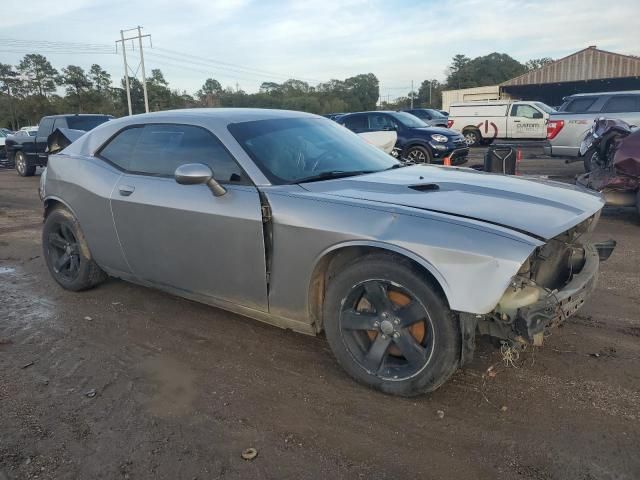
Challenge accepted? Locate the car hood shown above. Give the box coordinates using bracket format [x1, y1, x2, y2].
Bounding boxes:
[412, 126, 454, 136]
[299, 165, 605, 240]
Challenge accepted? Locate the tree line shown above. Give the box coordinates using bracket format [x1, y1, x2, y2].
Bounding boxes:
[0, 52, 553, 128]
[0, 54, 381, 129]
[380, 53, 553, 110]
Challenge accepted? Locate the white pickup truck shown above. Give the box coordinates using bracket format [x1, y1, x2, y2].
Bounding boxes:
[447, 100, 556, 146]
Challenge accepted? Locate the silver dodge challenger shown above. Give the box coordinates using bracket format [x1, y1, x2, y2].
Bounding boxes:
[40, 108, 613, 396]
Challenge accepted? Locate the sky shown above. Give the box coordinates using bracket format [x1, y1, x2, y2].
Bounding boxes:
[2, 0, 639, 99]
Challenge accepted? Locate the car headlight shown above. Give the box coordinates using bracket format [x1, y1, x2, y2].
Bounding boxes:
[430, 134, 448, 143]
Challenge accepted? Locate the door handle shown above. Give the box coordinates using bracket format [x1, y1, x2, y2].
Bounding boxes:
[118, 185, 135, 196]
[513, 120, 521, 122]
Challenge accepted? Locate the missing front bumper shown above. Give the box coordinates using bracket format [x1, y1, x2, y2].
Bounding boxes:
[514, 243, 605, 344]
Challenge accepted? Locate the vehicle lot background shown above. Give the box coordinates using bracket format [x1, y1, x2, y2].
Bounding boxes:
[1, 149, 639, 480]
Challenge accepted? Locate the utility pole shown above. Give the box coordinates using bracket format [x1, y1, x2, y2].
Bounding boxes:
[119, 30, 132, 116]
[410, 80, 414, 109]
[429, 81, 432, 107]
[116, 27, 152, 115]
[137, 26, 149, 113]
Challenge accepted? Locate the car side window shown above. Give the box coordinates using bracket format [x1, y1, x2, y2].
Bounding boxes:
[100, 124, 247, 184]
[99, 127, 143, 171]
[565, 97, 596, 113]
[510, 104, 539, 119]
[601, 96, 639, 113]
[412, 110, 431, 120]
[343, 114, 367, 133]
[368, 114, 395, 131]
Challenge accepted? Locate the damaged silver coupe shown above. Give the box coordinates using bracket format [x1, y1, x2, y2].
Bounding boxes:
[40, 109, 613, 396]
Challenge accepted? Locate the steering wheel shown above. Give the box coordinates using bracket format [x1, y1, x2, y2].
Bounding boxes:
[306, 149, 337, 173]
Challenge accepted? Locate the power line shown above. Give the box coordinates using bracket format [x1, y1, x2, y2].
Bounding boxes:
[153, 46, 322, 83]
[145, 51, 300, 83]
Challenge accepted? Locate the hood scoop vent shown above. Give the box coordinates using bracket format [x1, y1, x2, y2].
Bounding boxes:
[409, 183, 440, 192]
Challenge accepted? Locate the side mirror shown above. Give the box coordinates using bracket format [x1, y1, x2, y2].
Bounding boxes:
[532, 112, 543, 119]
[174, 163, 226, 197]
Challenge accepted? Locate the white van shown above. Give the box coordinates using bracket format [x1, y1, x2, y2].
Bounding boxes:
[447, 101, 556, 146]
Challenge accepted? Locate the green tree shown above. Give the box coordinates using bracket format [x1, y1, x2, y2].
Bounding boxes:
[60, 65, 93, 112]
[343, 73, 379, 111]
[446, 53, 526, 89]
[17, 54, 59, 97]
[417, 79, 444, 108]
[147, 69, 172, 111]
[0, 63, 21, 129]
[197, 78, 223, 106]
[525, 57, 554, 71]
[89, 64, 112, 92]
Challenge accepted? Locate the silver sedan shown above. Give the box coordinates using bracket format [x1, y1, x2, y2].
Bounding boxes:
[40, 108, 610, 396]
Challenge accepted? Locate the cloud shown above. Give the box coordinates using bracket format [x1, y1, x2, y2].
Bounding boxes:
[1, 0, 638, 97]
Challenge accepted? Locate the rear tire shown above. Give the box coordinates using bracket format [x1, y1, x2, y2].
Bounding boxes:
[42, 207, 107, 291]
[323, 254, 461, 396]
[15, 151, 36, 177]
[463, 129, 481, 147]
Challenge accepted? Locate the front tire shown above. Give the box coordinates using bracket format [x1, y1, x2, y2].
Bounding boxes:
[42, 207, 107, 291]
[404, 145, 432, 164]
[323, 254, 461, 396]
[582, 148, 600, 173]
[15, 151, 36, 177]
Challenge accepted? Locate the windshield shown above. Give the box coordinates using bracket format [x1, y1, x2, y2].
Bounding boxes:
[426, 109, 446, 118]
[390, 111, 428, 128]
[0, 131, 6, 138]
[66, 116, 111, 131]
[534, 102, 556, 114]
[228, 117, 398, 184]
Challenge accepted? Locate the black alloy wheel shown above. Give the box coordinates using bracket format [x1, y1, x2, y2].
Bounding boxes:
[338, 279, 434, 380]
[47, 221, 82, 281]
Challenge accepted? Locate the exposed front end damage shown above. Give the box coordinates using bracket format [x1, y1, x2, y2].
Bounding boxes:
[475, 215, 614, 348]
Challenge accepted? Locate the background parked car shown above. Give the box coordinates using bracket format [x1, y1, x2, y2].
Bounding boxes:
[6, 114, 112, 176]
[338, 111, 468, 164]
[447, 100, 555, 146]
[0, 129, 7, 162]
[401, 108, 449, 127]
[544, 90, 640, 171]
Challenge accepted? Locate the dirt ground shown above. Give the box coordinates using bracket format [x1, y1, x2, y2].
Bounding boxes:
[1, 149, 639, 480]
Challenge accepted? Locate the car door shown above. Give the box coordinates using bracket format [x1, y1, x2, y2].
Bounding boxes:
[102, 123, 269, 312]
[508, 104, 546, 138]
[363, 113, 398, 153]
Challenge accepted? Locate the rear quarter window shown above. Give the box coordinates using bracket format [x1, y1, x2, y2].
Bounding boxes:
[600, 95, 640, 114]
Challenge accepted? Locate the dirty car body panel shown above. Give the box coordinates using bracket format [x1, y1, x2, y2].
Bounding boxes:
[43, 108, 608, 351]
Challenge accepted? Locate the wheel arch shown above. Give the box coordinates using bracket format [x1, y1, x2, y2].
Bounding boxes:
[461, 125, 482, 135]
[43, 196, 78, 220]
[308, 241, 451, 333]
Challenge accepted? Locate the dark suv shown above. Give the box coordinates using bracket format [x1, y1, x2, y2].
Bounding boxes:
[338, 111, 468, 164]
[402, 108, 449, 127]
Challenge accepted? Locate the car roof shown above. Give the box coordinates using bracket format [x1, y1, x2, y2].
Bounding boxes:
[130, 108, 317, 122]
[42, 114, 113, 119]
[567, 90, 640, 98]
[340, 111, 397, 117]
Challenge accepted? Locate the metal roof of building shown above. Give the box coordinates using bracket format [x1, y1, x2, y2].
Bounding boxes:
[501, 47, 640, 87]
